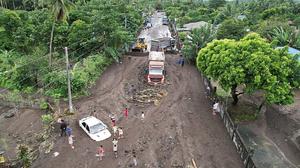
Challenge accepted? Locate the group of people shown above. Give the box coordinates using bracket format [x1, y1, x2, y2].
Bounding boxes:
[59, 119, 75, 149]
[58, 106, 145, 166]
[96, 107, 142, 167]
[96, 138, 120, 161]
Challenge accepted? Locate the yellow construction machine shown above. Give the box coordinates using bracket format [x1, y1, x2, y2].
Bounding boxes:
[132, 38, 147, 52]
[0, 151, 7, 167]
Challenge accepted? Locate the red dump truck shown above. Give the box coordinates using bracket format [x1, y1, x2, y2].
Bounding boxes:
[147, 51, 165, 85]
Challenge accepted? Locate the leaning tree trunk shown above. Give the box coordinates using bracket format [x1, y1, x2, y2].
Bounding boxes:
[231, 84, 239, 105]
[49, 21, 55, 67]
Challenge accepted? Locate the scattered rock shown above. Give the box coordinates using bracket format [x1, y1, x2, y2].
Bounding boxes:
[171, 160, 184, 168]
[4, 112, 15, 118]
[53, 152, 59, 157]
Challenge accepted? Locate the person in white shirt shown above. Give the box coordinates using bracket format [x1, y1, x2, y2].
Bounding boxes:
[213, 102, 220, 115]
[68, 135, 75, 149]
[112, 138, 118, 146]
[113, 144, 118, 158]
[141, 112, 145, 121]
[118, 127, 124, 139]
[112, 126, 118, 136]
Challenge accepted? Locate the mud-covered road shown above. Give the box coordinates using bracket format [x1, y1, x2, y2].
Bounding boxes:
[32, 11, 244, 168]
[32, 53, 243, 168]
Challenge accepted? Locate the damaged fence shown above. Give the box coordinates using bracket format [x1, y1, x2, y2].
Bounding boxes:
[202, 75, 257, 168]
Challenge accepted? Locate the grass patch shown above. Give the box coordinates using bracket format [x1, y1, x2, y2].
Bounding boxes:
[228, 101, 258, 123]
[233, 113, 258, 123]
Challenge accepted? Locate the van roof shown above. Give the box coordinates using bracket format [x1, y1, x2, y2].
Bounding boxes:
[149, 51, 165, 61]
[149, 61, 164, 66]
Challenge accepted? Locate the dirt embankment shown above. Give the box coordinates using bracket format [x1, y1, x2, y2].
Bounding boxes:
[266, 104, 300, 165]
[236, 91, 300, 167]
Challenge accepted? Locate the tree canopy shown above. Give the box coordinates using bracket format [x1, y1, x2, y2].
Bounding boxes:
[182, 24, 216, 63]
[208, 0, 226, 9]
[216, 18, 247, 40]
[197, 33, 300, 105]
[0, 0, 146, 98]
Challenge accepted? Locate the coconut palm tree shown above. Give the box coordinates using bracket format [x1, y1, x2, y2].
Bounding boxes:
[47, 0, 73, 66]
[182, 24, 216, 63]
[270, 26, 298, 46]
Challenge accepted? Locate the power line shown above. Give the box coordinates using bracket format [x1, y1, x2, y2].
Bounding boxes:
[1, 40, 93, 75]
[0, 43, 105, 95]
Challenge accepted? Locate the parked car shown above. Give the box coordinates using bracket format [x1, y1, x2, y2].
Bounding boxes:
[162, 16, 169, 25]
[79, 116, 111, 141]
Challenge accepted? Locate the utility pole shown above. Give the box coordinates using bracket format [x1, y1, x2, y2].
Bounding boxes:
[125, 16, 127, 29]
[65, 47, 74, 113]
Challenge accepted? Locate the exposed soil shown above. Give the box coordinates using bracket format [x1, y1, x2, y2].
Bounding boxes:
[229, 92, 300, 167]
[0, 107, 43, 159]
[1, 11, 244, 168]
[29, 54, 244, 168]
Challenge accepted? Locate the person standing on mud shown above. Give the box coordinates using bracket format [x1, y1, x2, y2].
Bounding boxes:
[60, 120, 67, 136]
[179, 55, 185, 67]
[113, 144, 118, 158]
[66, 127, 72, 137]
[113, 125, 118, 136]
[68, 135, 75, 149]
[97, 145, 105, 161]
[141, 112, 145, 121]
[112, 138, 118, 146]
[124, 108, 128, 119]
[133, 155, 138, 166]
[111, 116, 116, 127]
[213, 101, 220, 115]
[118, 127, 124, 139]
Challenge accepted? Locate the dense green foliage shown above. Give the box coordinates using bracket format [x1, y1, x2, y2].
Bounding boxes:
[164, 0, 300, 57]
[1, 0, 300, 107]
[208, 0, 226, 9]
[216, 18, 247, 40]
[0, 0, 145, 98]
[197, 33, 300, 105]
[17, 144, 32, 168]
[182, 24, 216, 62]
[164, 2, 215, 27]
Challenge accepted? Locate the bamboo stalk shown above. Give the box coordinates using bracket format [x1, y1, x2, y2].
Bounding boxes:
[192, 159, 197, 168]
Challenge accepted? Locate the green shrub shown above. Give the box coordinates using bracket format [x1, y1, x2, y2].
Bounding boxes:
[17, 144, 32, 168]
[41, 114, 54, 125]
[39, 100, 48, 110]
[44, 54, 112, 98]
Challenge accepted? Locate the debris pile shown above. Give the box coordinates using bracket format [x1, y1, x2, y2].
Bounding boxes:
[132, 88, 168, 105]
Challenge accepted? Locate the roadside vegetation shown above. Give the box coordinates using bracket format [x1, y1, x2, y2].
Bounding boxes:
[159, 0, 300, 121]
[0, 0, 149, 99]
[0, 0, 299, 120]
